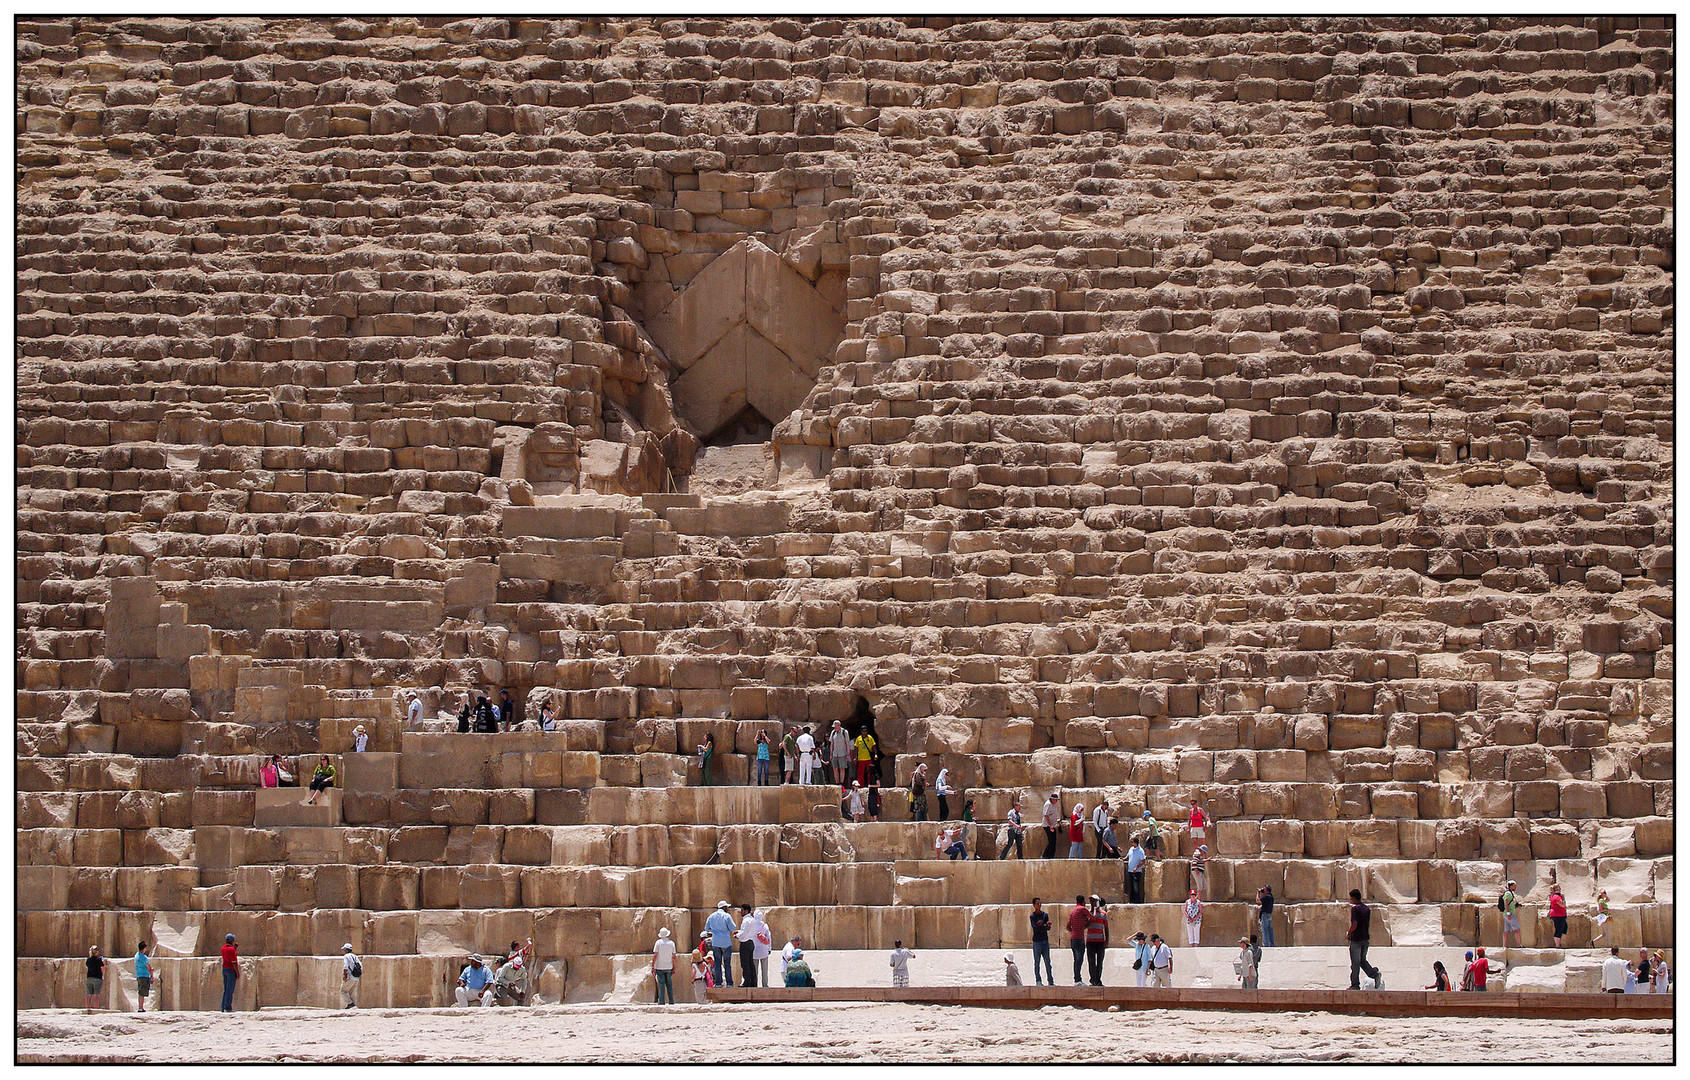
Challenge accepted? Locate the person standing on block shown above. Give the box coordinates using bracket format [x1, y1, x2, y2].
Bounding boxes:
[737, 905, 759, 989]
[1147, 934, 1174, 988]
[1602, 946, 1629, 994]
[1042, 794, 1063, 859]
[1500, 879, 1522, 948]
[1084, 897, 1109, 987]
[754, 730, 771, 787]
[705, 900, 738, 988]
[1347, 889, 1382, 990]
[1593, 889, 1611, 941]
[751, 910, 773, 988]
[999, 797, 1025, 860]
[781, 727, 799, 784]
[352, 725, 368, 753]
[909, 763, 928, 821]
[853, 728, 875, 787]
[84, 946, 108, 1011]
[133, 941, 152, 1013]
[829, 721, 850, 789]
[935, 767, 953, 821]
[1130, 932, 1151, 988]
[1003, 954, 1023, 986]
[1257, 886, 1276, 947]
[889, 940, 915, 988]
[1092, 800, 1111, 858]
[1236, 936, 1258, 990]
[796, 726, 816, 785]
[1187, 803, 1209, 854]
[1184, 890, 1203, 946]
[341, 943, 360, 1009]
[651, 928, 677, 1006]
[1546, 884, 1568, 948]
[1143, 810, 1163, 861]
[1028, 898, 1053, 987]
[1066, 894, 1090, 986]
[1124, 837, 1146, 904]
[1067, 803, 1085, 859]
[220, 934, 239, 1012]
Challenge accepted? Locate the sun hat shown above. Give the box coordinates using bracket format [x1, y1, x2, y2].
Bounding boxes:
[342, 943, 354, 952]
[471, 954, 483, 962]
[659, 928, 670, 939]
[717, 900, 730, 909]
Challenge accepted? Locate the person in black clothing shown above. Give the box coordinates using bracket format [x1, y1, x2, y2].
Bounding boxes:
[1347, 888, 1382, 989]
[1028, 899, 1053, 986]
[473, 693, 496, 733]
[456, 700, 472, 733]
[1258, 885, 1276, 947]
[498, 689, 515, 731]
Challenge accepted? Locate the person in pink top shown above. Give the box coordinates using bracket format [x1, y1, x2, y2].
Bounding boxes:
[1546, 884, 1568, 948]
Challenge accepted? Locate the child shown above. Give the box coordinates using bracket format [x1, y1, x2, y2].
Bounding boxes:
[1593, 890, 1611, 941]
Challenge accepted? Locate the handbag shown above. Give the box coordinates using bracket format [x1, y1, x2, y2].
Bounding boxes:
[1132, 957, 1143, 971]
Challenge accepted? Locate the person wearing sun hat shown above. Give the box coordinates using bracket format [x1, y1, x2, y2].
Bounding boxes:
[340, 943, 360, 1008]
[705, 900, 738, 987]
[352, 725, 368, 753]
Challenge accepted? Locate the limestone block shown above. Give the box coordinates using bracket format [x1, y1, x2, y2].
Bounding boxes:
[978, 718, 1036, 754]
[1260, 819, 1304, 855]
[360, 866, 420, 910]
[1559, 781, 1608, 818]
[17, 866, 70, 910]
[1284, 860, 1336, 902]
[340, 752, 399, 791]
[1345, 820, 1400, 858]
[254, 787, 342, 827]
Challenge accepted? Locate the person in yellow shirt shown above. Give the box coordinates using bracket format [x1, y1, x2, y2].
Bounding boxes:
[853, 730, 876, 787]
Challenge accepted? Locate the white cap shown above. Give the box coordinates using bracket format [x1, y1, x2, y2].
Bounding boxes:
[342, 943, 354, 952]
[717, 900, 729, 908]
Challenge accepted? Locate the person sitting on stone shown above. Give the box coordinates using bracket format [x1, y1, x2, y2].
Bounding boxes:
[259, 755, 279, 789]
[783, 948, 814, 988]
[493, 954, 526, 1006]
[455, 955, 495, 1007]
[305, 759, 336, 805]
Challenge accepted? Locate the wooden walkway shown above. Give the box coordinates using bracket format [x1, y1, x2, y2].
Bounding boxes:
[710, 986, 1673, 1020]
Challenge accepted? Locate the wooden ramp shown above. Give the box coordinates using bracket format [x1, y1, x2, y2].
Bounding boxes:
[710, 986, 1673, 1021]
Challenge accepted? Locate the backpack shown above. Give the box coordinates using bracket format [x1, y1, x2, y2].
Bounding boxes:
[1497, 893, 1507, 912]
[350, 958, 362, 979]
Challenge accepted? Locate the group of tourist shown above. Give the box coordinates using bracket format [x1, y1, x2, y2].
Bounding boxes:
[700, 720, 882, 790]
[658, 902, 813, 1000]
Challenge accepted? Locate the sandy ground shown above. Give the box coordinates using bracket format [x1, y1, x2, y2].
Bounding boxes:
[16, 1002, 1673, 1064]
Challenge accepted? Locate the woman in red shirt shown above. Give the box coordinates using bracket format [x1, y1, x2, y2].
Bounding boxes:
[220, 933, 239, 1012]
[1547, 885, 1568, 948]
[1068, 805, 1085, 858]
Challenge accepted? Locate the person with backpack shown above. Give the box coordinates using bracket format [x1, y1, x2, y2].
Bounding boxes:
[341, 943, 361, 1008]
[1142, 810, 1163, 860]
[853, 728, 876, 787]
[1499, 880, 1521, 947]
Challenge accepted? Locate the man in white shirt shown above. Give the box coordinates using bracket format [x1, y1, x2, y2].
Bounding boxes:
[889, 941, 915, 988]
[341, 943, 360, 1008]
[796, 727, 816, 784]
[1603, 947, 1630, 994]
[1092, 800, 1111, 859]
[651, 928, 677, 1005]
[406, 693, 422, 728]
[1041, 793, 1063, 858]
[1147, 934, 1174, 988]
[737, 904, 760, 987]
[781, 936, 803, 982]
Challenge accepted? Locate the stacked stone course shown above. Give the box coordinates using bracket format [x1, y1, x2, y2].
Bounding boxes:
[16, 16, 1673, 1006]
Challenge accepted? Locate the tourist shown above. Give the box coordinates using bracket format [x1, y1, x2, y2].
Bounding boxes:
[1236, 936, 1258, 989]
[1250, 933, 1263, 981]
[498, 688, 515, 731]
[1546, 884, 1568, 948]
[935, 767, 953, 821]
[938, 826, 967, 861]
[1099, 817, 1120, 859]
[1500, 879, 1521, 948]
[889, 940, 915, 987]
[1004, 955, 1023, 987]
[503, 938, 532, 969]
[1469, 947, 1502, 991]
[352, 725, 368, 753]
[1143, 810, 1163, 860]
[1091, 800, 1111, 858]
[133, 941, 151, 1013]
[455, 954, 494, 1007]
[1593, 889, 1611, 940]
[492, 954, 525, 1005]
[829, 721, 850, 788]
[406, 691, 422, 728]
[752, 910, 773, 987]
[1067, 894, 1089, 985]
[652, 928, 677, 1005]
[1631, 949, 1652, 994]
[1257, 885, 1276, 947]
[1084, 896, 1109, 987]
[220, 933, 240, 1012]
[1188, 803, 1209, 854]
[737, 904, 759, 988]
[797, 726, 817, 785]
[1650, 952, 1670, 994]
[705, 900, 737, 988]
[1067, 803, 1085, 858]
[1184, 890, 1203, 946]
[473, 693, 495, 733]
[304, 758, 336, 805]
[962, 798, 974, 823]
[456, 698, 472, 733]
[1602, 947, 1628, 994]
[1347, 889, 1382, 990]
[84, 946, 107, 1011]
[693, 934, 715, 997]
[848, 780, 867, 822]
[999, 797, 1025, 860]
[1130, 932, 1150, 988]
[698, 733, 715, 786]
[1190, 844, 1208, 895]
[755, 730, 771, 786]
[853, 727, 876, 787]
[1124, 838, 1146, 904]
[867, 776, 882, 821]
[784, 948, 814, 988]
[538, 701, 555, 732]
[1041, 794, 1063, 858]
[1028, 899, 1053, 986]
[909, 763, 928, 820]
[782, 727, 799, 784]
[1427, 960, 1451, 991]
[341, 943, 361, 1008]
[259, 755, 279, 789]
[781, 936, 803, 983]
[1146, 934, 1173, 988]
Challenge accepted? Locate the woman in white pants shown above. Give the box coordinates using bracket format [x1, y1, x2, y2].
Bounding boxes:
[1184, 891, 1203, 946]
[1131, 932, 1151, 988]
